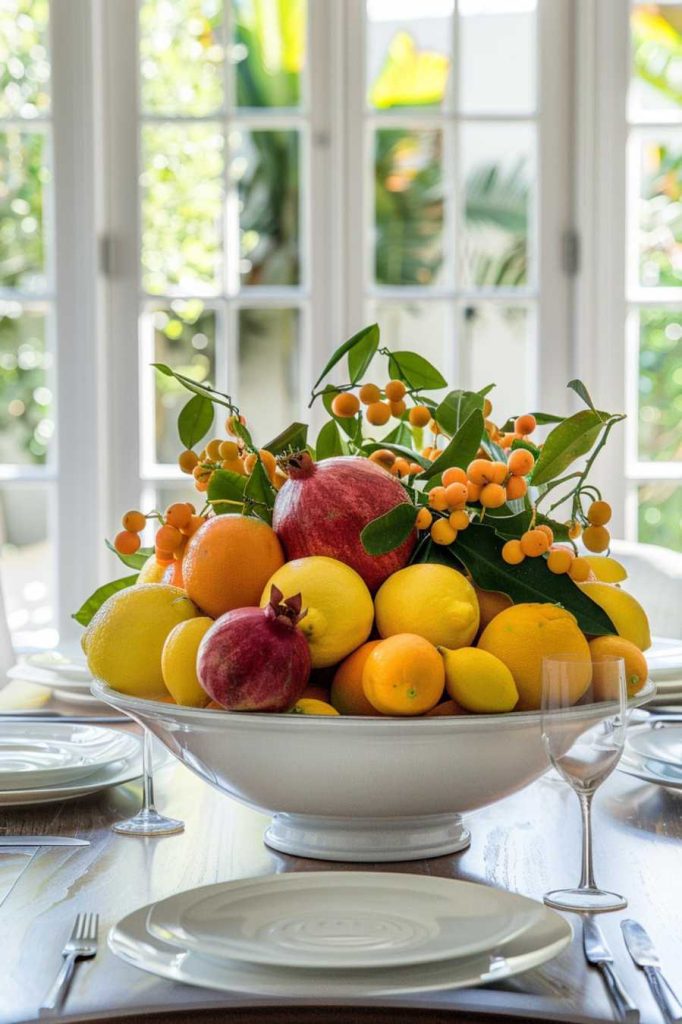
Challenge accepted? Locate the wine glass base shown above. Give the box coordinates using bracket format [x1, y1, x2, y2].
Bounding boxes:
[112, 808, 185, 837]
[544, 887, 627, 913]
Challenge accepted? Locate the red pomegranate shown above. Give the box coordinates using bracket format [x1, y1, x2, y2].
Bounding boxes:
[273, 453, 417, 592]
[197, 587, 311, 712]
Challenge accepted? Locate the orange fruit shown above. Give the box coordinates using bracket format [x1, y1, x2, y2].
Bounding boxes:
[569, 556, 591, 582]
[114, 530, 141, 555]
[183, 514, 285, 618]
[479, 483, 506, 509]
[122, 510, 146, 533]
[332, 392, 360, 418]
[505, 476, 527, 500]
[507, 448, 534, 476]
[366, 401, 391, 426]
[502, 539, 524, 565]
[389, 399, 407, 418]
[415, 507, 433, 530]
[384, 379, 406, 402]
[369, 448, 396, 470]
[442, 467, 467, 487]
[359, 382, 381, 405]
[473, 586, 512, 633]
[514, 414, 537, 436]
[409, 405, 431, 428]
[587, 500, 612, 526]
[547, 546, 573, 574]
[582, 525, 610, 553]
[520, 529, 550, 557]
[330, 640, 383, 716]
[424, 699, 467, 717]
[588, 635, 648, 698]
[299, 681, 332, 703]
[178, 449, 199, 473]
[362, 634, 445, 716]
[430, 519, 457, 545]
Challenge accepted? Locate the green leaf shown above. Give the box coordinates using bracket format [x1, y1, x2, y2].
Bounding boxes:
[510, 438, 541, 458]
[360, 503, 418, 556]
[477, 384, 496, 398]
[152, 365, 232, 409]
[452, 524, 616, 635]
[105, 540, 154, 571]
[567, 379, 602, 415]
[531, 410, 607, 485]
[316, 419, 346, 460]
[410, 536, 465, 570]
[387, 350, 447, 391]
[483, 508, 531, 539]
[348, 328, 379, 383]
[207, 469, 247, 514]
[363, 442, 430, 469]
[418, 410, 484, 480]
[263, 421, 308, 455]
[435, 390, 484, 436]
[382, 421, 413, 447]
[178, 394, 214, 450]
[244, 458, 275, 524]
[313, 324, 379, 390]
[231, 417, 255, 450]
[72, 575, 139, 627]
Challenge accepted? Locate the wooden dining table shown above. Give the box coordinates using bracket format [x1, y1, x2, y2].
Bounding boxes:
[1, 723, 681, 1024]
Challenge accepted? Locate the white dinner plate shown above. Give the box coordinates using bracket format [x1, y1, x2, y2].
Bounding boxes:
[7, 665, 92, 691]
[24, 651, 92, 682]
[627, 724, 682, 768]
[111, 898, 571, 998]
[0, 723, 139, 791]
[0, 742, 143, 806]
[53, 687, 106, 707]
[619, 754, 682, 792]
[147, 873, 544, 970]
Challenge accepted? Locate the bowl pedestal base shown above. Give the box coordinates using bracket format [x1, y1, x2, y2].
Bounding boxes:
[264, 812, 471, 862]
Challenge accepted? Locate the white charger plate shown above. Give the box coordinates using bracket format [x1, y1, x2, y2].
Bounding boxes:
[0, 724, 140, 792]
[0, 742, 143, 806]
[627, 724, 682, 768]
[147, 873, 544, 971]
[24, 651, 92, 681]
[7, 665, 92, 690]
[619, 754, 682, 791]
[53, 687, 106, 707]
[111, 898, 571, 998]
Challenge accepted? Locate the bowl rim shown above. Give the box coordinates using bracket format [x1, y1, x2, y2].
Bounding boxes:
[91, 678, 656, 731]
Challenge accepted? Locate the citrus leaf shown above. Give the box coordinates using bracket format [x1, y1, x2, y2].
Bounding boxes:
[207, 468, 246, 514]
[382, 421, 413, 446]
[105, 540, 154, 570]
[263, 421, 308, 455]
[152, 365, 233, 409]
[531, 410, 606, 486]
[72, 575, 139, 627]
[387, 350, 447, 390]
[567, 378, 601, 415]
[360, 503, 418, 556]
[313, 324, 379, 390]
[452, 524, 616, 635]
[178, 394, 214, 450]
[348, 328, 380, 383]
[435, 390, 484, 435]
[316, 419, 346, 460]
[510, 438, 541, 458]
[244, 458, 275, 523]
[418, 410, 484, 480]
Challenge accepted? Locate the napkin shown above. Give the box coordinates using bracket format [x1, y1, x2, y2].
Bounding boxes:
[0, 680, 52, 711]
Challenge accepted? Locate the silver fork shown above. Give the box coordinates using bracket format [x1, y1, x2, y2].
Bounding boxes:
[39, 912, 99, 1016]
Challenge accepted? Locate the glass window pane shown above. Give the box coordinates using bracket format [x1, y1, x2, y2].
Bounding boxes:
[0, 483, 56, 647]
[630, 3, 682, 117]
[0, 129, 48, 292]
[637, 133, 682, 289]
[0, 0, 50, 119]
[232, 129, 300, 287]
[140, 0, 224, 116]
[234, 0, 306, 108]
[141, 124, 224, 296]
[460, 303, 534, 417]
[638, 308, 682, 462]
[638, 482, 682, 550]
[372, 301, 451, 395]
[236, 308, 300, 443]
[461, 122, 534, 288]
[459, 0, 536, 115]
[375, 129, 444, 287]
[148, 302, 217, 465]
[0, 304, 51, 464]
[366, 0, 454, 110]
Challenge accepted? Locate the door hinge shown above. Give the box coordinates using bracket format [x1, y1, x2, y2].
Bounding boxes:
[562, 229, 580, 277]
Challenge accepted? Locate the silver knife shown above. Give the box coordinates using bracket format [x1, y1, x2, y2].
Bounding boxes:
[0, 837, 90, 847]
[622, 919, 682, 1023]
[583, 917, 639, 1022]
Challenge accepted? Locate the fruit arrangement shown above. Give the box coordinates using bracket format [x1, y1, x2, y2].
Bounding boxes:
[77, 324, 651, 717]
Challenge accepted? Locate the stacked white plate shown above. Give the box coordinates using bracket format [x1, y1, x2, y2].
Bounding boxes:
[110, 872, 572, 997]
[0, 722, 142, 807]
[6, 651, 102, 709]
[620, 723, 682, 791]
[645, 638, 682, 710]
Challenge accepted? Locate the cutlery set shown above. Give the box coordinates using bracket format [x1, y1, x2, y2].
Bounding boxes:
[583, 917, 682, 1023]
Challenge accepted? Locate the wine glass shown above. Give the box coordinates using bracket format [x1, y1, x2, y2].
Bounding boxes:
[541, 654, 627, 913]
[112, 725, 184, 836]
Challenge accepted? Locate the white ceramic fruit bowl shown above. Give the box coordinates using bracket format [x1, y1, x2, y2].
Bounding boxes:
[93, 679, 655, 863]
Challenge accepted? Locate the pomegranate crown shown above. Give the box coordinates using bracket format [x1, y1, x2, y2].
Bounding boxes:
[277, 449, 316, 481]
[264, 585, 307, 628]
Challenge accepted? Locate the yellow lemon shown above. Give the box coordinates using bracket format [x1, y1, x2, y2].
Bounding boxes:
[261, 556, 373, 668]
[161, 616, 213, 707]
[136, 554, 166, 584]
[576, 582, 651, 651]
[82, 584, 198, 698]
[439, 646, 518, 713]
[290, 698, 340, 716]
[582, 556, 628, 583]
[374, 564, 479, 650]
[478, 603, 591, 711]
[588, 636, 648, 698]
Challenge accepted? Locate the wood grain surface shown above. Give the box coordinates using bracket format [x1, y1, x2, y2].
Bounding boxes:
[1, 730, 681, 1024]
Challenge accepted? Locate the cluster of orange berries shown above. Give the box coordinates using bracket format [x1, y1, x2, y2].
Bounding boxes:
[331, 379, 433, 430]
[177, 416, 286, 495]
[578, 500, 612, 553]
[416, 467, 473, 546]
[497, 413, 537, 449]
[368, 448, 423, 479]
[114, 502, 206, 572]
[502, 526, 592, 582]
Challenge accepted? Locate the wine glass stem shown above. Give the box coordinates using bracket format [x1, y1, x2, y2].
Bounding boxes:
[142, 728, 157, 814]
[577, 790, 597, 890]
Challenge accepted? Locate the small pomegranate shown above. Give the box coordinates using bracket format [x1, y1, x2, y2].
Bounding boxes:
[273, 453, 416, 592]
[197, 586, 311, 712]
